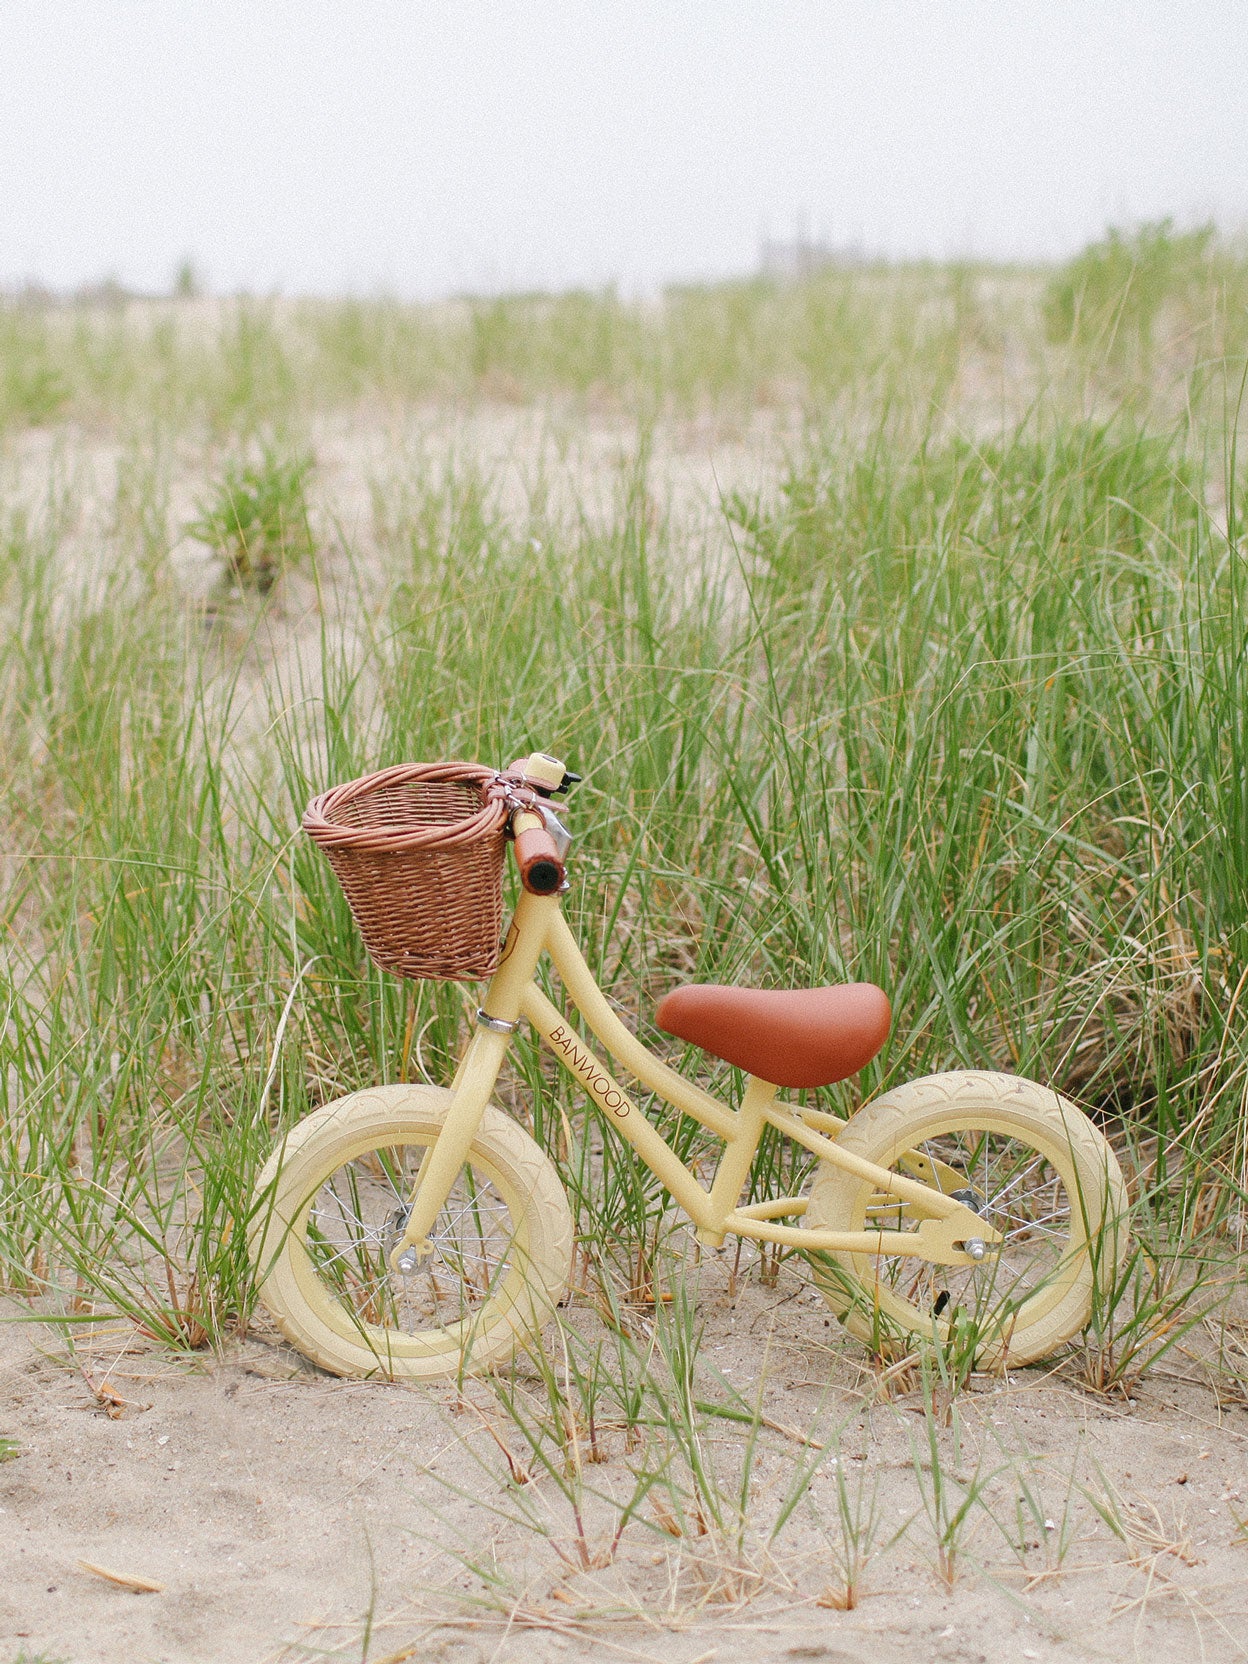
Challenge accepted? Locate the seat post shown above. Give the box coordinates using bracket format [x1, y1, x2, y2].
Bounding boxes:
[697, 1076, 778, 1247]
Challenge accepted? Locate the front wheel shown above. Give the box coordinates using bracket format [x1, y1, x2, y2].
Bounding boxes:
[249, 1085, 573, 1380]
[805, 1071, 1129, 1368]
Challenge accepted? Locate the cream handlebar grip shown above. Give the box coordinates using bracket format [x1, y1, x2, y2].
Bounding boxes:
[513, 812, 566, 895]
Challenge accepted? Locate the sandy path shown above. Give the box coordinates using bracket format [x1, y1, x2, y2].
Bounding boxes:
[4, 1274, 1248, 1664]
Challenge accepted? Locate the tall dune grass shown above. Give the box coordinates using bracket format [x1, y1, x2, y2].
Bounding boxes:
[2, 221, 1245, 429]
[1, 227, 1246, 1357]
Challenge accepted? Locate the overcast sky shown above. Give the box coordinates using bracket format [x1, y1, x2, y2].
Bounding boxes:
[2, 2, 1245, 298]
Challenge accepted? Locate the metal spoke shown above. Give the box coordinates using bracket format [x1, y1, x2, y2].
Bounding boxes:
[871, 1130, 1073, 1323]
[979, 1154, 1050, 1208]
[1002, 1209, 1069, 1238]
[305, 1146, 518, 1337]
[310, 1235, 387, 1275]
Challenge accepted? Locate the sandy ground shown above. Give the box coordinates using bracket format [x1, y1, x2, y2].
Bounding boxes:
[4, 1260, 1248, 1664]
[0, 399, 802, 563]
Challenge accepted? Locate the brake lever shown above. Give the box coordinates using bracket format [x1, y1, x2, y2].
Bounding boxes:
[534, 801, 573, 858]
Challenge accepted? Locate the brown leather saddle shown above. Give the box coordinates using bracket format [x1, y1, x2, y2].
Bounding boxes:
[655, 982, 891, 1089]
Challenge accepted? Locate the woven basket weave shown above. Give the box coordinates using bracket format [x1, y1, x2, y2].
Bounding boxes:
[303, 762, 508, 982]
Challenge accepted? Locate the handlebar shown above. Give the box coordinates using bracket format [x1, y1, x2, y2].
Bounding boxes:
[513, 815, 566, 894]
[505, 752, 575, 893]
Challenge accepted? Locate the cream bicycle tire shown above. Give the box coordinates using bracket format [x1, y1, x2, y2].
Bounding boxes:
[805, 1070, 1129, 1368]
[249, 1085, 573, 1380]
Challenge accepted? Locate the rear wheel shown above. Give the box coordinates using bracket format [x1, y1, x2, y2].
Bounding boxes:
[805, 1071, 1128, 1367]
[249, 1085, 573, 1380]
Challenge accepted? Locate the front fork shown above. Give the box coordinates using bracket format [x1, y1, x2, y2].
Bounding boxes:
[387, 890, 558, 1269]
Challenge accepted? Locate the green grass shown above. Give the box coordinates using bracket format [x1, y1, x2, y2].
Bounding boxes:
[1, 221, 1245, 430]
[1, 231, 1246, 1377]
[187, 442, 315, 593]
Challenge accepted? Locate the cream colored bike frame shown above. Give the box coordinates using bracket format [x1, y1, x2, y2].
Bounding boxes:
[390, 885, 999, 1271]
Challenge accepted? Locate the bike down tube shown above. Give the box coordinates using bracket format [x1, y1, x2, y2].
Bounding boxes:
[389, 889, 558, 1265]
[521, 982, 718, 1230]
[542, 909, 739, 1141]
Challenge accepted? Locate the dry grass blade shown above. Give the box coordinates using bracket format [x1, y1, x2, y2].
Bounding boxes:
[76, 1559, 165, 1593]
[1091, 1475, 1203, 1586]
[79, 1365, 151, 1420]
[1120, 1498, 1200, 1569]
[454, 1393, 533, 1487]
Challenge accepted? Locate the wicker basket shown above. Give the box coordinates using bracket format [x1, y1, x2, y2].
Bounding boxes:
[303, 762, 509, 982]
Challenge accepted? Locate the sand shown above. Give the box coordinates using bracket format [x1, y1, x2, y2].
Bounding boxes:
[4, 1259, 1247, 1664]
